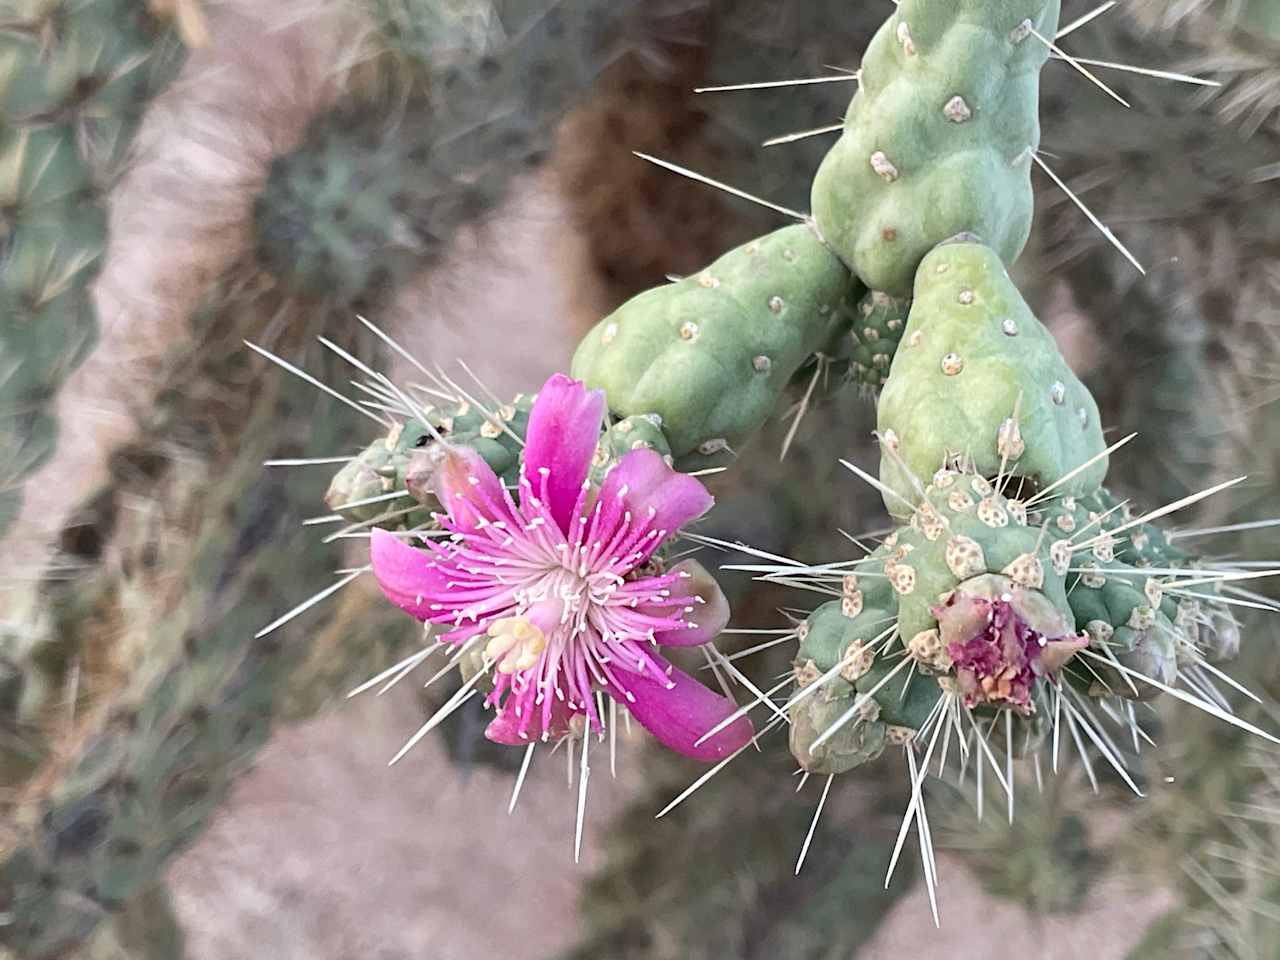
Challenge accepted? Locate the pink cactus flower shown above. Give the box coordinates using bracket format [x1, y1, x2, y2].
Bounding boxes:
[369, 373, 754, 760]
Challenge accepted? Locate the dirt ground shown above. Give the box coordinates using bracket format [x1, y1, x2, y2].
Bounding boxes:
[168, 684, 644, 960]
[168, 682, 1171, 960]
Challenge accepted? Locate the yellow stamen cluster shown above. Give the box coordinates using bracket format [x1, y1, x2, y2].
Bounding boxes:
[484, 617, 548, 675]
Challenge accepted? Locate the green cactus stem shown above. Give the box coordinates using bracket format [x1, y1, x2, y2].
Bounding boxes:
[325, 390, 689, 537]
[811, 0, 1060, 294]
[836, 289, 911, 392]
[1066, 560, 1180, 701]
[878, 240, 1107, 518]
[572, 223, 858, 471]
[0, 353, 395, 957]
[0, 0, 188, 543]
[1033, 488, 1243, 668]
[790, 571, 897, 775]
[783, 456, 1105, 784]
[325, 394, 532, 529]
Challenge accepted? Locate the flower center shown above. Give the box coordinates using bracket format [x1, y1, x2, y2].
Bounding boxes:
[506, 560, 614, 644]
[485, 616, 549, 675]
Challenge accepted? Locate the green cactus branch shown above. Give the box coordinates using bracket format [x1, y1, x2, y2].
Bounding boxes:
[252, 0, 652, 309]
[0, 339, 401, 958]
[572, 223, 861, 472]
[0, 0, 190, 543]
[811, 0, 1060, 296]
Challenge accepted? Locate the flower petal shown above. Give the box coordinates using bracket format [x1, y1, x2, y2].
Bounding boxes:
[521, 374, 605, 534]
[369, 528, 452, 621]
[651, 559, 731, 647]
[611, 661, 754, 761]
[598, 448, 713, 564]
[484, 695, 576, 746]
[1038, 634, 1089, 675]
[435, 445, 514, 533]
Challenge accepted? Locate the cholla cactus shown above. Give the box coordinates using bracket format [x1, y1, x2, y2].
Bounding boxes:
[811, 0, 1059, 296]
[560, 0, 1280, 921]
[837, 289, 911, 391]
[0, 0, 189, 541]
[252, 0, 637, 310]
[572, 224, 860, 470]
[785, 465, 1086, 778]
[248, 0, 1280, 934]
[877, 241, 1107, 515]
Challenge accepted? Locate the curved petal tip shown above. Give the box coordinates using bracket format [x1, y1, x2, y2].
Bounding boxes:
[613, 662, 754, 762]
[370, 528, 445, 621]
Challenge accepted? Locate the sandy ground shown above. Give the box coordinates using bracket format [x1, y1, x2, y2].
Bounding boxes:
[866, 855, 1173, 960]
[168, 684, 647, 960]
[168, 681, 1172, 960]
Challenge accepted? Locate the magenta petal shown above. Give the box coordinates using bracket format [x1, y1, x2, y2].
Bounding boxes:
[651, 559, 730, 647]
[370, 528, 451, 621]
[521, 373, 605, 534]
[436, 446, 512, 532]
[611, 662, 754, 761]
[484, 696, 575, 746]
[602, 448, 713, 548]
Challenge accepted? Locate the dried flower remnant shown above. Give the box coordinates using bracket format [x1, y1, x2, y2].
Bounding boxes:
[934, 578, 1086, 712]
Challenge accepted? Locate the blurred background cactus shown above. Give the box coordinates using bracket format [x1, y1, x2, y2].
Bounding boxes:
[0, 0, 190, 540]
[0, 0, 1277, 957]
